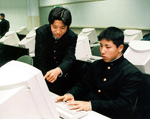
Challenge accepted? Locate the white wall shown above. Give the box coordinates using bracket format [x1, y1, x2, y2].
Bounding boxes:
[0, 0, 150, 34]
[39, 0, 101, 7]
[40, 0, 150, 30]
[0, 0, 28, 31]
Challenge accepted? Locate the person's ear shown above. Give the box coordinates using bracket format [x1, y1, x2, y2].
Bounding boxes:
[118, 44, 124, 53]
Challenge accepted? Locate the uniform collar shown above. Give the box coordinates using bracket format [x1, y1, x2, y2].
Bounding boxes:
[105, 55, 124, 66]
[52, 33, 60, 40]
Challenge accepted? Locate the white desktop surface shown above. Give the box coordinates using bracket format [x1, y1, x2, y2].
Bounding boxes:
[79, 55, 102, 63]
[82, 111, 110, 119]
[57, 109, 110, 119]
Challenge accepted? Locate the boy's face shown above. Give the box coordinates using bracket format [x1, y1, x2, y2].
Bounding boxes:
[100, 38, 123, 62]
[0, 15, 2, 20]
[51, 20, 67, 39]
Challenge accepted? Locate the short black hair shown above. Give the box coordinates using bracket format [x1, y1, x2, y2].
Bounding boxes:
[98, 27, 124, 47]
[48, 7, 72, 27]
[0, 13, 5, 18]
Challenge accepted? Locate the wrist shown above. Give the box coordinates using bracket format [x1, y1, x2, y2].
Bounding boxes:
[55, 67, 62, 75]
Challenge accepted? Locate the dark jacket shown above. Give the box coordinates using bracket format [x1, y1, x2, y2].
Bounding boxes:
[34, 24, 78, 95]
[0, 19, 10, 37]
[68, 55, 142, 119]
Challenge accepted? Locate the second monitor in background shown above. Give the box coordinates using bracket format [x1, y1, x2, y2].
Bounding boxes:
[16, 26, 29, 40]
[75, 36, 101, 63]
[18, 33, 36, 57]
[123, 29, 143, 53]
[18, 27, 38, 57]
[0, 31, 20, 46]
[79, 28, 98, 44]
[16, 26, 29, 35]
[124, 29, 143, 44]
[124, 41, 150, 74]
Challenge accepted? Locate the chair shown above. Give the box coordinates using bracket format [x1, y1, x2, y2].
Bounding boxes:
[131, 73, 150, 118]
[17, 55, 33, 66]
[91, 45, 101, 57]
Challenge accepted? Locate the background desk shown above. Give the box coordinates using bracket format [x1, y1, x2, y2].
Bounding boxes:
[0, 44, 29, 67]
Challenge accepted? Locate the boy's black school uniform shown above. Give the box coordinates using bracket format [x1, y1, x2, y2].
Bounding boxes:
[68, 55, 142, 119]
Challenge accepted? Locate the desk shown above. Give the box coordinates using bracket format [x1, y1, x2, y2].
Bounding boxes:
[82, 111, 110, 119]
[0, 43, 29, 67]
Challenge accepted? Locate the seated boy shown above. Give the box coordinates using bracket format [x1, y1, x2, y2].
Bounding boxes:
[56, 27, 142, 119]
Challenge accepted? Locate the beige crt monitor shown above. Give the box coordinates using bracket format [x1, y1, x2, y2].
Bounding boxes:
[0, 61, 59, 119]
[124, 29, 143, 44]
[0, 31, 20, 46]
[18, 33, 36, 57]
[75, 36, 92, 60]
[124, 41, 150, 74]
[75, 36, 101, 62]
[79, 28, 98, 44]
[16, 26, 29, 35]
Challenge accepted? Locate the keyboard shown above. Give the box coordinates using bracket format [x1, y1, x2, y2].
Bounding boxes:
[51, 92, 88, 119]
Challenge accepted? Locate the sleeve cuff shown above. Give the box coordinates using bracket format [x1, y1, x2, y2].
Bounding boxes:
[57, 67, 63, 77]
[89, 101, 92, 111]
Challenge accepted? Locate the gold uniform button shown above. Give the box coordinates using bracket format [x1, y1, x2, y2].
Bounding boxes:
[103, 78, 107, 81]
[56, 61, 58, 63]
[54, 50, 56, 52]
[54, 57, 56, 59]
[98, 90, 101, 93]
[55, 41, 57, 43]
[107, 66, 110, 69]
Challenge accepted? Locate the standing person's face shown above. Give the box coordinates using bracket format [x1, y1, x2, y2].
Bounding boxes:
[51, 20, 67, 39]
[0, 15, 2, 20]
[100, 38, 123, 62]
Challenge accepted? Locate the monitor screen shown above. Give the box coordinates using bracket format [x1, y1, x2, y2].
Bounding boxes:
[124, 41, 150, 74]
[124, 29, 143, 44]
[18, 33, 36, 56]
[0, 60, 59, 119]
[78, 28, 98, 44]
[0, 31, 20, 46]
[75, 36, 92, 60]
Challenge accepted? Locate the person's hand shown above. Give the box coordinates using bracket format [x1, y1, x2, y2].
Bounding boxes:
[68, 101, 91, 111]
[55, 94, 74, 102]
[44, 67, 61, 83]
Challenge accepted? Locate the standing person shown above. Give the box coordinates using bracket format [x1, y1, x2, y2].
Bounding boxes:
[0, 13, 10, 38]
[56, 27, 142, 119]
[34, 7, 78, 95]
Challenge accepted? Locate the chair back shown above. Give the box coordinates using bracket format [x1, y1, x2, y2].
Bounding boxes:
[17, 55, 33, 66]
